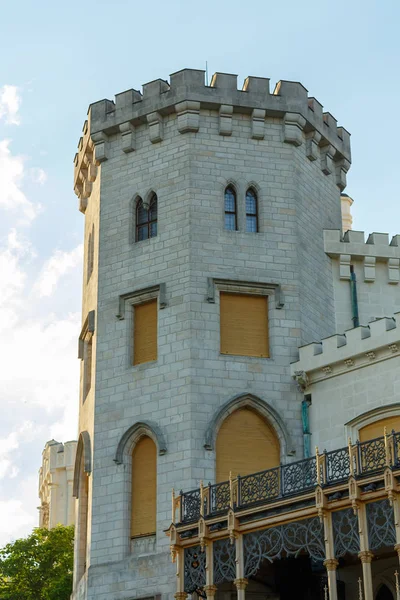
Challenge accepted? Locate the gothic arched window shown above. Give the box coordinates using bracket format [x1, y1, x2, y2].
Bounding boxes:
[131, 436, 157, 537]
[245, 188, 258, 232]
[136, 194, 158, 242]
[216, 408, 280, 482]
[224, 186, 237, 231]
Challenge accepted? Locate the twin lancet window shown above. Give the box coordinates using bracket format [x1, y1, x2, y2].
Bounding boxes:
[224, 186, 258, 232]
[136, 194, 157, 242]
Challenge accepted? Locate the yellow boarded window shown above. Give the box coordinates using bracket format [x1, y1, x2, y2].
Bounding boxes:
[133, 299, 157, 365]
[220, 293, 269, 357]
[216, 408, 280, 482]
[359, 416, 400, 442]
[131, 436, 157, 537]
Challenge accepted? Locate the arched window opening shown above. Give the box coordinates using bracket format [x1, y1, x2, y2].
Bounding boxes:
[376, 585, 394, 600]
[136, 194, 158, 241]
[216, 408, 280, 482]
[359, 415, 400, 442]
[86, 226, 94, 282]
[131, 436, 157, 538]
[76, 456, 89, 580]
[224, 186, 237, 231]
[246, 188, 258, 232]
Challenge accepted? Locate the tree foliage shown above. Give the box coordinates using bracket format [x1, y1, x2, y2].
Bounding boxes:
[0, 525, 74, 600]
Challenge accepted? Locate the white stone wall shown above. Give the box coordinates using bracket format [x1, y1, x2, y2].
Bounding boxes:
[38, 440, 77, 528]
[72, 70, 351, 599]
[291, 314, 400, 452]
[308, 355, 400, 451]
[324, 230, 400, 333]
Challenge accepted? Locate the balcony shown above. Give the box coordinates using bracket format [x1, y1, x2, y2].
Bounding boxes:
[168, 430, 400, 599]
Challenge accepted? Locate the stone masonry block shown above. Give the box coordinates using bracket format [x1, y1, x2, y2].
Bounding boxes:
[219, 104, 233, 136]
[175, 101, 200, 133]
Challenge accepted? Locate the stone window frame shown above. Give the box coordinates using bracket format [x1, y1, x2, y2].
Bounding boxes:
[221, 179, 263, 233]
[78, 311, 95, 402]
[245, 186, 259, 233]
[116, 284, 167, 368]
[136, 193, 158, 242]
[207, 278, 284, 361]
[130, 189, 158, 245]
[345, 403, 400, 443]
[224, 184, 238, 231]
[86, 223, 94, 283]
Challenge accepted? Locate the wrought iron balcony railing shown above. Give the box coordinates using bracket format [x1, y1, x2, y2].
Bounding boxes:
[175, 429, 400, 525]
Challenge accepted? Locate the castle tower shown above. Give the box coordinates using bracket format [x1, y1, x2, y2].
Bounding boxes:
[72, 69, 351, 599]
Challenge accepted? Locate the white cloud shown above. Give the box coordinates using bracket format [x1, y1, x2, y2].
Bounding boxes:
[0, 84, 81, 545]
[0, 422, 35, 480]
[0, 139, 40, 222]
[0, 85, 21, 125]
[34, 243, 83, 297]
[31, 167, 47, 185]
[0, 500, 35, 545]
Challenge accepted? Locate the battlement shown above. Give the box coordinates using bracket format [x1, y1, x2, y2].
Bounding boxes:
[291, 313, 400, 387]
[324, 229, 400, 283]
[89, 69, 350, 158]
[73, 68, 352, 206]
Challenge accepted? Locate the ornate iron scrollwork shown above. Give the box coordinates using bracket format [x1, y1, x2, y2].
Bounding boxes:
[358, 437, 386, 474]
[332, 508, 360, 557]
[243, 516, 325, 577]
[366, 499, 396, 551]
[184, 545, 206, 593]
[325, 448, 350, 483]
[209, 481, 230, 514]
[238, 467, 280, 507]
[213, 537, 236, 584]
[282, 457, 317, 495]
[181, 489, 201, 522]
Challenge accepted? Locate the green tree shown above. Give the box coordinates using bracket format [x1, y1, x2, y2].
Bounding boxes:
[0, 525, 74, 600]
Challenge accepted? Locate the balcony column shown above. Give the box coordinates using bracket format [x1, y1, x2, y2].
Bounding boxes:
[234, 534, 248, 600]
[389, 490, 400, 566]
[357, 503, 374, 600]
[322, 509, 339, 600]
[175, 547, 188, 600]
[204, 540, 217, 599]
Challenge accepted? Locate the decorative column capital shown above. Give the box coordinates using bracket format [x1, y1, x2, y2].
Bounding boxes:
[204, 584, 218, 597]
[358, 550, 374, 564]
[234, 578, 248, 590]
[324, 558, 339, 571]
[174, 593, 188, 600]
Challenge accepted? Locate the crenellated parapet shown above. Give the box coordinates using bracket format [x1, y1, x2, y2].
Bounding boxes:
[291, 313, 400, 387]
[324, 230, 400, 284]
[73, 68, 352, 206]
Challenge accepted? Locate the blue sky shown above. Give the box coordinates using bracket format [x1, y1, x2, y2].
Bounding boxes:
[0, 0, 399, 543]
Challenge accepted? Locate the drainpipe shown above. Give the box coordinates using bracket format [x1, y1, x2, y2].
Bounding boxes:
[302, 395, 312, 458]
[350, 265, 360, 328]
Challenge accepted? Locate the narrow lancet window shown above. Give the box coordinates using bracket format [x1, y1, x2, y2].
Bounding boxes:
[245, 188, 258, 232]
[136, 194, 158, 241]
[224, 186, 237, 231]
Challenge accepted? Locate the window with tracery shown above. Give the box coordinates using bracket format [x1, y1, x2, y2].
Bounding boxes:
[136, 194, 157, 241]
[245, 188, 258, 232]
[224, 186, 237, 231]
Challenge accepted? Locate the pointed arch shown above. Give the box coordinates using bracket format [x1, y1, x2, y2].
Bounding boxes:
[114, 420, 167, 464]
[131, 435, 157, 537]
[204, 394, 295, 457]
[346, 403, 400, 443]
[245, 187, 258, 232]
[224, 185, 237, 231]
[73, 431, 92, 498]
